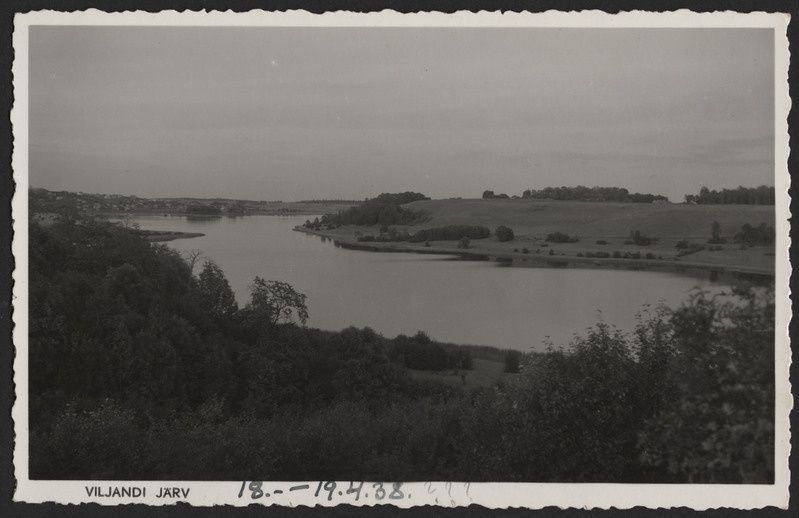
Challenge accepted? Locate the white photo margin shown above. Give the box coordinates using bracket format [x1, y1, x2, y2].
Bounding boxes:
[11, 9, 792, 509]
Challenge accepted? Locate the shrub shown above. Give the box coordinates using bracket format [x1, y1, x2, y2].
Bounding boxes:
[458, 237, 470, 249]
[629, 230, 655, 246]
[734, 222, 775, 245]
[522, 248, 530, 254]
[707, 221, 728, 244]
[495, 226, 515, 242]
[546, 232, 578, 243]
[596, 240, 608, 245]
[409, 225, 490, 243]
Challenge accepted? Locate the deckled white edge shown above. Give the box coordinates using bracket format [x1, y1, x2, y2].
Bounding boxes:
[10, 9, 792, 510]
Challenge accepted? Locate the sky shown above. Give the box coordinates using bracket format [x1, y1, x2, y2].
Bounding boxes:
[28, 26, 775, 202]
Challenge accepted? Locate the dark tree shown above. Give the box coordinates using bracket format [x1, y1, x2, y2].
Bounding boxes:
[707, 221, 727, 244]
[495, 226, 515, 242]
[248, 277, 309, 327]
[198, 259, 239, 322]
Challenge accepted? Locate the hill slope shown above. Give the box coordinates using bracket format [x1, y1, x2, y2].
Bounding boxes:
[404, 198, 774, 240]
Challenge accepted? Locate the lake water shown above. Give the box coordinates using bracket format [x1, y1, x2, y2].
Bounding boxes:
[127, 215, 723, 352]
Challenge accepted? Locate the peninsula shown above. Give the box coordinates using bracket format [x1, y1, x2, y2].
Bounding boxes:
[296, 196, 776, 278]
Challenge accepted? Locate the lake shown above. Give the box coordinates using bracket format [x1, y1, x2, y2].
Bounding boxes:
[126, 214, 724, 352]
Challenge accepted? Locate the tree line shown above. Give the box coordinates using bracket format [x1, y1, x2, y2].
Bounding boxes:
[309, 192, 430, 228]
[29, 215, 774, 483]
[684, 185, 775, 205]
[521, 186, 668, 203]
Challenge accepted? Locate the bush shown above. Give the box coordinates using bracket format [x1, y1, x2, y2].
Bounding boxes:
[495, 226, 515, 242]
[409, 225, 490, 243]
[596, 240, 607, 245]
[458, 237, 470, 249]
[734, 222, 775, 245]
[546, 232, 578, 243]
[629, 230, 655, 246]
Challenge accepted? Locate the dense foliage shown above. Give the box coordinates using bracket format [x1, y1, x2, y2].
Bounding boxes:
[312, 192, 429, 228]
[627, 230, 657, 246]
[734, 222, 776, 245]
[186, 203, 222, 215]
[29, 218, 775, 483]
[546, 232, 578, 243]
[482, 190, 510, 199]
[408, 225, 491, 243]
[522, 186, 668, 203]
[495, 226, 515, 242]
[684, 185, 775, 205]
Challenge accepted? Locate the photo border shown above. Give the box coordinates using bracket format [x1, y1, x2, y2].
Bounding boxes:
[9, 8, 792, 510]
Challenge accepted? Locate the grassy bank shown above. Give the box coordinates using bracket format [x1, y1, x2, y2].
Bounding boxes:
[298, 198, 775, 276]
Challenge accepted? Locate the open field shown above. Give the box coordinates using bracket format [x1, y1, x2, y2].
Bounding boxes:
[299, 198, 776, 275]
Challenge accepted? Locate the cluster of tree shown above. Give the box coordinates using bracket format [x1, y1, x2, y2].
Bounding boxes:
[684, 185, 775, 205]
[186, 203, 222, 215]
[626, 230, 657, 246]
[387, 332, 473, 371]
[312, 192, 429, 227]
[29, 216, 775, 483]
[407, 225, 491, 243]
[482, 190, 510, 199]
[734, 222, 776, 245]
[523, 186, 668, 203]
[546, 232, 579, 243]
[356, 225, 491, 244]
[495, 226, 515, 242]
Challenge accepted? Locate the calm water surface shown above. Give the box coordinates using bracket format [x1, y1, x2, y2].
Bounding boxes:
[128, 215, 723, 352]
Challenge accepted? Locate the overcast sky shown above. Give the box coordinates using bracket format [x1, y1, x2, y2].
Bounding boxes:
[29, 26, 774, 202]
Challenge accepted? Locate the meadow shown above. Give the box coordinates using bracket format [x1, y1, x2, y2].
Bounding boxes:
[308, 198, 775, 274]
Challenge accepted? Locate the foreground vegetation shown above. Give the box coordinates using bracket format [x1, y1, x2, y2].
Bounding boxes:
[29, 217, 774, 482]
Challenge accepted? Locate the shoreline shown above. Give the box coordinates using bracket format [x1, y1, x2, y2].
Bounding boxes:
[137, 230, 205, 242]
[294, 226, 774, 280]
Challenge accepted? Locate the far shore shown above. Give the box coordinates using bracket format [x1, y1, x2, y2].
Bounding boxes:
[294, 226, 775, 280]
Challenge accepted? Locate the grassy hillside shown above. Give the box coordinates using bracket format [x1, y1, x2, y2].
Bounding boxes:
[304, 198, 776, 274]
[404, 198, 774, 240]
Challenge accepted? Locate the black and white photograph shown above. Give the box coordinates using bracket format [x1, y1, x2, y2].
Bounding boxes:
[11, 9, 791, 509]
